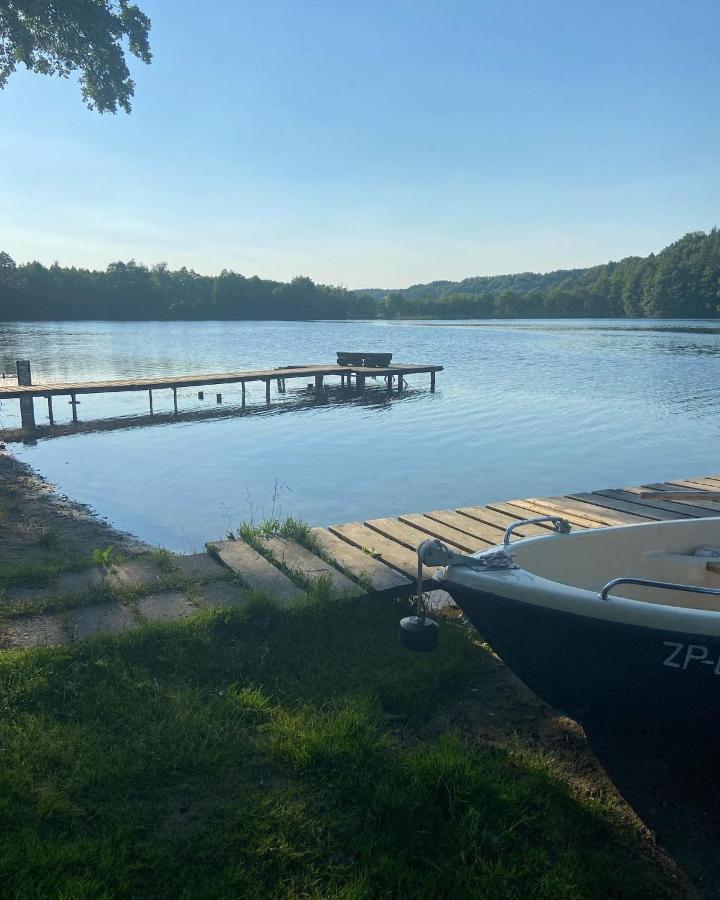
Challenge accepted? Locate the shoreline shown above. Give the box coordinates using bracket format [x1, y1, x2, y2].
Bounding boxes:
[0, 446, 149, 563]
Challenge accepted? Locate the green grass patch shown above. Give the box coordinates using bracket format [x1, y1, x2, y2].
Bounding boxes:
[0, 595, 679, 898]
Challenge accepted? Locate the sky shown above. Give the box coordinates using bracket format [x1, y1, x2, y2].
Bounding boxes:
[1, 0, 719, 289]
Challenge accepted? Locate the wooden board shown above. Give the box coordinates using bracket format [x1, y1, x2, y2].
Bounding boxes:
[257, 535, 363, 597]
[536, 495, 645, 525]
[397, 513, 489, 552]
[570, 492, 691, 521]
[489, 500, 589, 531]
[591, 488, 714, 519]
[328, 522, 425, 581]
[454, 504, 543, 534]
[309, 528, 411, 593]
[0, 361, 443, 400]
[424, 509, 516, 542]
[207, 539, 303, 603]
[365, 516, 468, 554]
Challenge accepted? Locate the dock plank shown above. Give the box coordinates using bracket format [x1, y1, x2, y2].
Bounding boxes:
[309, 528, 411, 593]
[455, 504, 545, 534]
[328, 523, 423, 580]
[490, 501, 590, 530]
[425, 509, 522, 542]
[570, 492, 690, 521]
[0, 361, 443, 401]
[257, 535, 363, 597]
[592, 488, 714, 519]
[207, 539, 303, 603]
[365, 516, 468, 554]
[398, 513, 488, 553]
[639, 481, 720, 513]
[524, 496, 640, 526]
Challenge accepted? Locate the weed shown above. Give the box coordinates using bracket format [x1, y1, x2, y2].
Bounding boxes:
[36, 524, 64, 551]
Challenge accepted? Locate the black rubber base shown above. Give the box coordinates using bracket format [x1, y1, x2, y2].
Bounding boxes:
[398, 616, 440, 652]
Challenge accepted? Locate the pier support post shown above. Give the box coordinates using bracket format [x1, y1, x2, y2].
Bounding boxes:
[430, 371, 435, 392]
[16, 360, 35, 431]
[356, 374, 365, 393]
[173, 387, 178, 414]
[46, 396, 54, 425]
[386, 374, 393, 392]
[265, 379, 271, 405]
[241, 381, 246, 407]
[70, 393, 78, 423]
[314, 374, 324, 395]
[149, 390, 154, 415]
[216, 393, 222, 404]
[397, 373, 404, 393]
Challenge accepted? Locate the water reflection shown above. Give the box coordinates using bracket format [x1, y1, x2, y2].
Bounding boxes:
[2, 318, 719, 551]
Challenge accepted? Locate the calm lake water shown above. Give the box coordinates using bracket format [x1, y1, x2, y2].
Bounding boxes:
[1, 319, 719, 552]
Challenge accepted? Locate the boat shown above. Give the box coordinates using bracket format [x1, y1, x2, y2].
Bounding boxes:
[417, 516, 720, 730]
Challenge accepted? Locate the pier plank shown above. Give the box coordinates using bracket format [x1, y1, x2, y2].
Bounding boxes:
[490, 501, 590, 530]
[397, 513, 489, 552]
[591, 488, 713, 519]
[525, 496, 641, 526]
[454, 505, 548, 536]
[207, 539, 303, 603]
[634, 482, 720, 513]
[328, 523, 423, 580]
[570, 492, 690, 521]
[425, 509, 523, 541]
[256, 535, 363, 596]
[365, 516, 467, 554]
[309, 528, 411, 593]
[0, 361, 443, 402]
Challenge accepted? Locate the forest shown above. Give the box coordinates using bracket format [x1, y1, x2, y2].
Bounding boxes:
[1, 229, 719, 321]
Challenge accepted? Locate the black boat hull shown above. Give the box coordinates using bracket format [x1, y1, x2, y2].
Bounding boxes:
[438, 580, 720, 730]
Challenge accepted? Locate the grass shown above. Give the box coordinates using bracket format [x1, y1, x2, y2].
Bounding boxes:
[0, 551, 186, 618]
[0, 591, 682, 899]
[237, 514, 319, 552]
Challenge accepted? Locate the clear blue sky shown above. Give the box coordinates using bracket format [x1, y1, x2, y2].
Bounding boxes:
[1, 0, 719, 288]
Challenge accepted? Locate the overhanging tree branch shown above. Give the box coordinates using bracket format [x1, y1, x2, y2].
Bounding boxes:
[0, 0, 151, 113]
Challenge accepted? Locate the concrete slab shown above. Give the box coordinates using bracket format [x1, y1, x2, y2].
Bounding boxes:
[4, 613, 70, 649]
[70, 601, 138, 640]
[194, 580, 247, 609]
[138, 591, 197, 623]
[174, 553, 227, 581]
[106, 559, 168, 589]
[5, 567, 106, 604]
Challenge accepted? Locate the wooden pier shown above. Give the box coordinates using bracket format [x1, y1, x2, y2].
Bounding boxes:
[207, 474, 720, 599]
[0, 360, 443, 430]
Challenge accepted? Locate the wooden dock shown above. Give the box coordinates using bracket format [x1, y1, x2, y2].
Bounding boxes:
[0, 360, 443, 430]
[207, 474, 720, 599]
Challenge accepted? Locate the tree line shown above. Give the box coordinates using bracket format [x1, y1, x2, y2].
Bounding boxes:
[1, 229, 719, 321]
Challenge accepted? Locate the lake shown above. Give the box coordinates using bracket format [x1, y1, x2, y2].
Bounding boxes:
[1, 319, 719, 552]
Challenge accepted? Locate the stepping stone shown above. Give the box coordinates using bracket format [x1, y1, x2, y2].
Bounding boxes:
[207, 540, 303, 604]
[56, 568, 106, 594]
[4, 567, 105, 604]
[175, 552, 227, 581]
[138, 592, 196, 623]
[70, 602, 138, 640]
[106, 558, 169, 589]
[4, 613, 70, 649]
[194, 580, 247, 609]
[257, 535, 364, 597]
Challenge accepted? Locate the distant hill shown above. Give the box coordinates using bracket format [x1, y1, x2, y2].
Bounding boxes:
[1, 229, 719, 320]
[356, 229, 720, 319]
